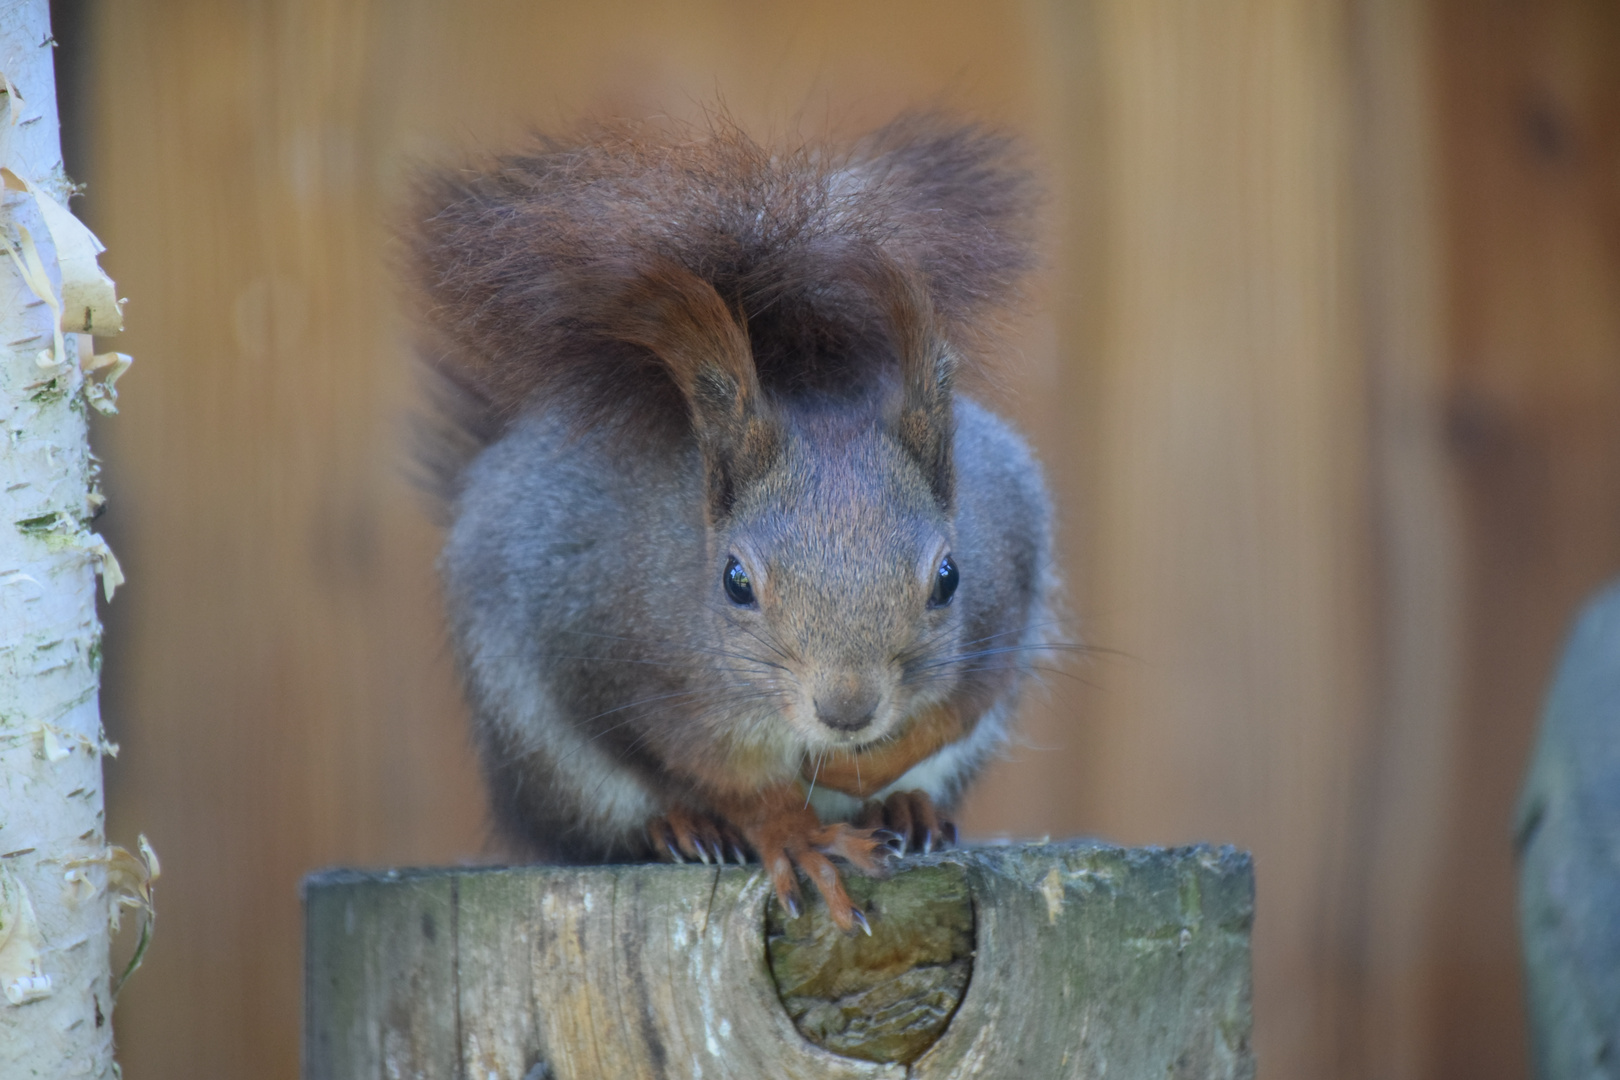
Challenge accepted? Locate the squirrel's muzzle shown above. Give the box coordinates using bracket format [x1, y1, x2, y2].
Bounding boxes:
[813, 678, 883, 733]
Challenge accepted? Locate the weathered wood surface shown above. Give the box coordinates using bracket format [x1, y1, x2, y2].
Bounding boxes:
[765, 864, 976, 1064]
[304, 841, 1253, 1080]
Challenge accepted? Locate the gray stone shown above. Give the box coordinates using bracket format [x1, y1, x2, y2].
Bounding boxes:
[1517, 579, 1620, 1080]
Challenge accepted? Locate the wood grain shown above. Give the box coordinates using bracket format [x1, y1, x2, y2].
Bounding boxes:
[1081, 3, 1374, 1072]
[1340, 1, 1461, 1076]
[1428, 2, 1620, 1077]
[304, 843, 1254, 1080]
[765, 864, 974, 1064]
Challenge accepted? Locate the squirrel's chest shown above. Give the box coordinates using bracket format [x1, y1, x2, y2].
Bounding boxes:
[804, 703, 965, 800]
[804, 704, 1010, 824]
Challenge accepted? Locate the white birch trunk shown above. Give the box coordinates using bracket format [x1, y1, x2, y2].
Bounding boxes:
[0, 2, 131, 1075]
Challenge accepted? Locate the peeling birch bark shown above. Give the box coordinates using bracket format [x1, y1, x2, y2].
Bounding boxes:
[0, 3, 131, 1074]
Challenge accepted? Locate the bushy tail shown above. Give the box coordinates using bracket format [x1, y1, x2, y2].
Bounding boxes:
[405, 112, 1040, 501]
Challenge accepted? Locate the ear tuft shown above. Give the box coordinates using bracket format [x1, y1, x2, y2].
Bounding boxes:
[587, 261, 781, 520]
[860, 258, 956, 510]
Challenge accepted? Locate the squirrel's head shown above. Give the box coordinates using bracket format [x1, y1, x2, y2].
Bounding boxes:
[605, 259, 967, 761]
[714, 408, 961, 756]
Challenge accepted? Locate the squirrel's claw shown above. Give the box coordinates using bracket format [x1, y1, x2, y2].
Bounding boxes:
[766, 852, 803, 920]
[672, 787, 901, 934]
[798, 847, 864, 931]
[813, 821, 901, 877]
[646, 817, 684, 862]
[650, 799, 912, 933]
[647, 799, 920, 933]
[647, 808, 736, 866]
[737, 810, 890, 933]
[856, 790, 955, 857]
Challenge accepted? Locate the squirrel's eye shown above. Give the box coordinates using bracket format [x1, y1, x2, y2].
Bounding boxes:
[929, 554, 959, 608]
[723, 556, 756, 606]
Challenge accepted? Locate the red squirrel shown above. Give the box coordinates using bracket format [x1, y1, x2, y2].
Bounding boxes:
[409, 115, 1056, 932]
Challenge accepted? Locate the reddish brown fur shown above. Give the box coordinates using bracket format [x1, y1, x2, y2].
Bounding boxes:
[705, 782, 896, 928]
[408, 113, 1038, 484]
[805, 703, 968, 799]
[875, 261, 958, 509]
[581, 260, 781, 519]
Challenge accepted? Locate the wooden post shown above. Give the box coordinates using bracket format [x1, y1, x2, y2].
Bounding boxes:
[304, 841, 1253, 1080]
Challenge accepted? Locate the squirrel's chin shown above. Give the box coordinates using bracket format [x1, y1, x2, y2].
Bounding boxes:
[800, 723, 899, 757]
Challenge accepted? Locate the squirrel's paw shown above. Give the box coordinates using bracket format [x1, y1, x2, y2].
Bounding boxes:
[647, 808, 750, 866]
[855, 790, 957, 855]
[746, 810, 900, 934]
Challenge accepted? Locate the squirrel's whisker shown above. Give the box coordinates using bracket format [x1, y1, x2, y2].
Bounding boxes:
[553, 628, 796, 671]
[804, 750, 824, 810]
[911, 641, 1092, 672]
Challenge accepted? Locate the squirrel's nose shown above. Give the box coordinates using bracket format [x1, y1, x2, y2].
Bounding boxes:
[813, 680, 882, 733]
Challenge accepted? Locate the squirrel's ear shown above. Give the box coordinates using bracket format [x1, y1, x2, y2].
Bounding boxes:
[872, 262, 956, 511]
[595, 262, 780, 520]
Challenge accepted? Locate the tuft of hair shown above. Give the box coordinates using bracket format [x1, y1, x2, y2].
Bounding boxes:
[406, 354, 503, 520]
[406, 112, 1040, 494]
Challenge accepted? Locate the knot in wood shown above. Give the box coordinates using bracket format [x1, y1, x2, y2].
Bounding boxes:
[765, 863, 974, 1064]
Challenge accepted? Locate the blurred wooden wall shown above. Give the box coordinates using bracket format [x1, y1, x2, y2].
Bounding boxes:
[56, 1, 1620, 1077]
[1429, 1, 1620, 1076]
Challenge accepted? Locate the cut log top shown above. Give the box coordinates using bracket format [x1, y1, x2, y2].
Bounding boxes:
[303, 841, 1254, 1080]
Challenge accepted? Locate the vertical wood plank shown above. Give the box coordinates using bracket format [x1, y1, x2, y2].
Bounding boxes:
[1342, 0, 1460, 1076]
[957, 0, 1108, 842]
[88, 5, 488, 1077]
[1429, 1, 1620, 1076]
[1083, 3, 1372, 1076]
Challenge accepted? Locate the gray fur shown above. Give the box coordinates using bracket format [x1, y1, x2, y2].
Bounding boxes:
[443, 393, 1053, 861]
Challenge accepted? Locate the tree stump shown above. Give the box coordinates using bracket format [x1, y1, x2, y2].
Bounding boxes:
[303, 841, 1254, 1079]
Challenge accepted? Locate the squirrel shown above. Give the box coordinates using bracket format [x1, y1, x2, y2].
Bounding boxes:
[408, 114, 1057, 932]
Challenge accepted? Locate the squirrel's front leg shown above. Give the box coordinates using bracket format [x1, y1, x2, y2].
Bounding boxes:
[646, 783, 900, 932]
